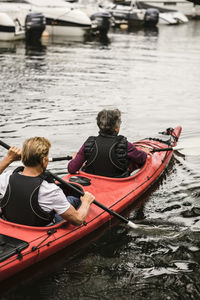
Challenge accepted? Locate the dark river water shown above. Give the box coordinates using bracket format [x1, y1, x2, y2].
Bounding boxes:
[0, 20, 200, 299]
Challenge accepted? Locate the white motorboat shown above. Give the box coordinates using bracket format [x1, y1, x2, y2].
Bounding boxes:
[159, 11, 188, 24]
[25, 0, 91, 36]
[0, 3, 46, 41]
[0, 3, 30, 41]
[100, 1, 159, 28]
[0, 11, 25, 41]
[135, 0, 200, 20]
[66, 0, 112, 35]
[0, 0, 91, 41]
[107, 0, 189, 25]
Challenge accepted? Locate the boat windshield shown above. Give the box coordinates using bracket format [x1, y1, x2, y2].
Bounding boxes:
[24, 0, 70, 7]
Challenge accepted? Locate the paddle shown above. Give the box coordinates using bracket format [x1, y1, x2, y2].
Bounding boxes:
[151, 146, 183, 152]
[0, 140, 72, 162]
[0, 140, 10, 150]
[0, 140, 138, 229]
[49, 156, 72, 162]
[39, 146, 183, 160]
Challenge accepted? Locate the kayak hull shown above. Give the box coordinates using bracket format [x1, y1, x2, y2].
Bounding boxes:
[0, 126, 182, 282]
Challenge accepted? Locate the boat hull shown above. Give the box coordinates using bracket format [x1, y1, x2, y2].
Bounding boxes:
[137, 0, 199, 19]
[45, 24, 90, 37]
[0, 31, 25, 41]
[0, 126, 182, 282]
[0, 12, 25, 41]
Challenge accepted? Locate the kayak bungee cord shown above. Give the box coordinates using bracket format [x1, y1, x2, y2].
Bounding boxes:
[31, 229, 57, 252]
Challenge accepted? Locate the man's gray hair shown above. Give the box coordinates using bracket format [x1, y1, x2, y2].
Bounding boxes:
[96, 109, 121, 134]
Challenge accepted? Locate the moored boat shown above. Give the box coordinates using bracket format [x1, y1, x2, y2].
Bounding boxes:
[100, 1, 159, 28]
[109, 0, 189, 25]
[0, 126, 182, 282]
[0, 0, 91, 41]
[136, 0, 200, 20]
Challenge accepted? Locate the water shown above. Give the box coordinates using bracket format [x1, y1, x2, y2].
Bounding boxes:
[0, 21, 200, 299]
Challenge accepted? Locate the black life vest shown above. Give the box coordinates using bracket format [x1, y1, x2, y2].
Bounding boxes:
[0, 167, 55, 226]
[83, 133, 129, 177]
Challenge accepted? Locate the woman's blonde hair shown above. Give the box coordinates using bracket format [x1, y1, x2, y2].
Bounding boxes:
[22, 137, 51, 167]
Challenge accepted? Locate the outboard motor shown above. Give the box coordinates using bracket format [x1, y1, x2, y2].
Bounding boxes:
[144, 8, 159, 27]
[90, 12, 111, 36]
[25, 12, 46, 43]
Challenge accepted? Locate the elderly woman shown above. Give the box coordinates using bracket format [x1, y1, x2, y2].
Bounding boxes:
[68, 109, 150, 178]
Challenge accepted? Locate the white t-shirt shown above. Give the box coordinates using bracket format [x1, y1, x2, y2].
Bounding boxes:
[0, 170, 70, 215]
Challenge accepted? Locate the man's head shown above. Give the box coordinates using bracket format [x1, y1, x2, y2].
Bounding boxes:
[96, 109, 121, 135]
[22, 137, 51, 169]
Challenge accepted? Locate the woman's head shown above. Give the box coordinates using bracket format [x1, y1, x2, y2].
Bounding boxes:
[22, 137, 51, 167]
[96, 109, 121, 134]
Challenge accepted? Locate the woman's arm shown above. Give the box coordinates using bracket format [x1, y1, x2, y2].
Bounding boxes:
[68, 143, 86, 174]
[60, 191, 95, 226]
[127, 142, 150, 166]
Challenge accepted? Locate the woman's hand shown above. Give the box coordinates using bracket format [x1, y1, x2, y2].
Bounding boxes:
[0, 146, 21, 174]
[140, 147, 151, 154]
[7, 146, 21, 162]
[72, 152, 77, 159]
[80, 191, 95, 205]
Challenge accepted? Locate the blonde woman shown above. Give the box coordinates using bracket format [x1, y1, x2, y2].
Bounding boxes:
[0, 137, 94, 226]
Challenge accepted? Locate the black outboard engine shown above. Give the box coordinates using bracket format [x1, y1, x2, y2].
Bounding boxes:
[25, 12, 46, 43]
[144, 8, 159, 27]
[90, 12, 111, 36]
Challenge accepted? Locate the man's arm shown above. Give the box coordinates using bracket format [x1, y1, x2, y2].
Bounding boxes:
[0, 146, 21, 174]
[60, 191, 95, 226]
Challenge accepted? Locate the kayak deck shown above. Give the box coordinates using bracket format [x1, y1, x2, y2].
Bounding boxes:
[0, 234, 29, 263]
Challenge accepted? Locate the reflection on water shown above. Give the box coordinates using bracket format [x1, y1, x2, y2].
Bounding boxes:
[0, 21, 200, 299]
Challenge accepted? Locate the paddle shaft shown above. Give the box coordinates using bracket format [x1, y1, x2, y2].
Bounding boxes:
[0, 140, 72, 162]
[0, 140, 137, 229]
[49, 156, 72, 162]
[152, 146, 182, 152]
[0, 140, 10, 150]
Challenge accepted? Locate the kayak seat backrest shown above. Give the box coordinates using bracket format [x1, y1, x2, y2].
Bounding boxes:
[57, 181, 85, 198]
[69, 176, 91, 186]
[0, 234, 29, 263]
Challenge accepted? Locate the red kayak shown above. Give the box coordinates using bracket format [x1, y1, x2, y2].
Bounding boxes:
[0, 126, 182, 282]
